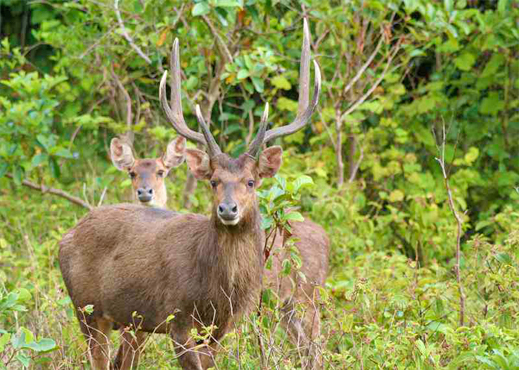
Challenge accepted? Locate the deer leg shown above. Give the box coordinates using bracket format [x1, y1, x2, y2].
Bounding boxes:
[170, 331, 204, 370]
[281, 301, 324, 370]
[302, 305, 323, 370]
[113, 330, 147, 370]
[199, 342, 218, 369]
[78, 315, 113, 370]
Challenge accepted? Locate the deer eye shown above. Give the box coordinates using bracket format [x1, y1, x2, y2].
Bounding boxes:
[129, 172, 136, 179]
[247, 180, 255, 188]
[157, 170, 165, 177]
[210, 180, 218, 189]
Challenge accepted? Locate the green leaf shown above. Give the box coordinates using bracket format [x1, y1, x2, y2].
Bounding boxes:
[237, 69, 249, 80]
[53, 148, 73, 159]
[11, 330, 28, 350]
[49, 157, 60, 178]
[271, 75, 291, 90]
[464, 147, 479, 164]
[444, 0, 453, 13]
[0, 333, 11, 352]
[480, 92, 504, 115]
[192, 2, 210, 16]
[251, 77, 264, 93]
[17, 288, 31, 302]
[389, 190, 404, 202]
[284, 212, 304, 222]
[0, 163, 8, 178]
[23, 338, 57, 353]
[216, 0, 242, 7]
[293, 175, 314, 192]
[454, 52, 476, 71]
[277, 97, 298, 112]
[31, 153, 48, 167]
[15, 353, 30, 368]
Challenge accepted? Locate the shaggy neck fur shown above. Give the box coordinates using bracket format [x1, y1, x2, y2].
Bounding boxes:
[194, 204, 264, 338]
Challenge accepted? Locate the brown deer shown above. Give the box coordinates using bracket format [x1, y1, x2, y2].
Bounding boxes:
[112, 139, 329, 368]
[59, 21, 321, 370]
[110, 135, 186, 207]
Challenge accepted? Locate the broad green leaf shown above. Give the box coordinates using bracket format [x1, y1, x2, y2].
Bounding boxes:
[192, 2, 210, 16]
[23, 338, 57, 353]
[464, 147, 479, 164]
[284, 212, 305, 222]
[293, 175, 314, 192]
[389, 190, 404, 202]
[0, 333, 11, 352]
[237, 69, 249, 79]
[271, 75, 291, 90]
[454, 52, 476, 71]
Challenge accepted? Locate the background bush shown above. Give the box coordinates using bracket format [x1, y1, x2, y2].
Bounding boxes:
[0, 0, 518, 368]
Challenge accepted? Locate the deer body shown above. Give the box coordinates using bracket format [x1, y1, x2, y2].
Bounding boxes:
[60, 204, 263, 336]
[112, 138, 330, 365]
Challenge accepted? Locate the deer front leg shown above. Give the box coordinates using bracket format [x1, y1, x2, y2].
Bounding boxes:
[113, 330, 147, 370]
[78, 315, 113, 370]
[170, 331, 204, 370]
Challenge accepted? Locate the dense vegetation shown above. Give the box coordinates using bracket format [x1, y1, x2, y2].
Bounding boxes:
[1, 0, 518, 368]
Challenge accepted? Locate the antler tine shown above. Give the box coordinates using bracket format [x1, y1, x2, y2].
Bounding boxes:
[263, 19, 322, 144]
[195, 104, 222, 157]
[159, 39, 206, 146]
[246, 102, 269, 158]
[297, 18, 310, 117]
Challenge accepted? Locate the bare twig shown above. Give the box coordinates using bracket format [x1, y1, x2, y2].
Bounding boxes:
[202, 15, 233, 64]
[114, 0, 154, 66]
[339, 41, 401, 122]
[110, 65, 133, 130]
[7, 174, 92, 210]
[434, 120, 465, 327]
[348, 136, 364, 183]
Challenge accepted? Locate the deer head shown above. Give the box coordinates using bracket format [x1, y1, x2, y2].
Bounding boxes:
[110, 136, 186, 207]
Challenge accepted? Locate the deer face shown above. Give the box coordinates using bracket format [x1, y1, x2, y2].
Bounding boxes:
[110, 137, 186, 207]
[185, 147, 282, 226]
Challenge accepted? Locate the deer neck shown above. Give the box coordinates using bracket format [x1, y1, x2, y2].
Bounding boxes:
[200, 206, 264, 316]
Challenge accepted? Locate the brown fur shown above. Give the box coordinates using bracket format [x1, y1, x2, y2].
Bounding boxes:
[122, 144, 330, 369]
[59, 152, 276, 370]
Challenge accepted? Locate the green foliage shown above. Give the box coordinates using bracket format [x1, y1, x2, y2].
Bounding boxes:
[0, 288, 57, 368]
[0, 0, 518, 368]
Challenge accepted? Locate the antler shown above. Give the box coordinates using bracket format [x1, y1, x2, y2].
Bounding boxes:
[159, 39, 206, 147]
[260, 18, 322, 145]
[195, 105, 222, 157]
[246, 102, 269, 158]
[161, 19, 321, 159]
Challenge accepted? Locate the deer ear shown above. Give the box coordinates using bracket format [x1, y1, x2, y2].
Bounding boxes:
[185, 148, 212, 180]
[258, 146, 283, 179]
[162, 137, 186, 169]
[110, 138, 135, 171]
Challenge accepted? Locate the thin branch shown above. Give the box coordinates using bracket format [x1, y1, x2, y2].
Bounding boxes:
[114, 0, 153, 66]
[434, 120, 465, 327]
[7, 174, 92, 210]
[348, 136, 364, 183]
[339, 41, 401, 122]
[202, 15, 233, 64]
[110, 65, 132, 130]
[342, 37, 383, 98]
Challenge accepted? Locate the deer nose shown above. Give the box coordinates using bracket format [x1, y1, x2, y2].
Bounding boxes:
[137, 187, 153, 203]
[218, 202, 238, 220]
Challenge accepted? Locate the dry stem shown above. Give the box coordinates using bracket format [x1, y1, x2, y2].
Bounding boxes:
[434, 121, 465, 327]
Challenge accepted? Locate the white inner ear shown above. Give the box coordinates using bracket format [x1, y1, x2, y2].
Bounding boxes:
[110, 138, 135, 171]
